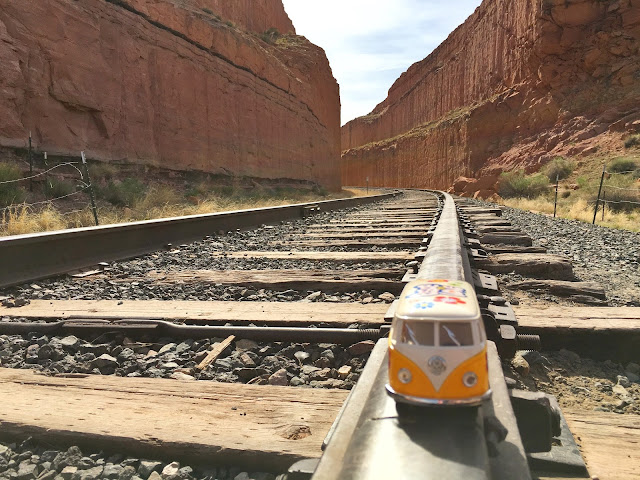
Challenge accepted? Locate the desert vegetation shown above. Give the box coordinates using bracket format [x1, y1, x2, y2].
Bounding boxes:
[0, 157, 368, 237]
[498, 148, 640, 232]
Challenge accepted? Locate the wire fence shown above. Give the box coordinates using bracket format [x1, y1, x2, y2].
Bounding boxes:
[0, 143, 99, 229]
[0, 162, 82, 185]
[590, 164, 640, 224]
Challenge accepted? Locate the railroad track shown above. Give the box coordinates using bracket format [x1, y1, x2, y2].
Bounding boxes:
[0, 190, 637, 480]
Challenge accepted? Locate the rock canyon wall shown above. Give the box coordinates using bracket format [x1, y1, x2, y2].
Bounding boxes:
[341, 0, 640, 193]
[0, 0, 341, 189]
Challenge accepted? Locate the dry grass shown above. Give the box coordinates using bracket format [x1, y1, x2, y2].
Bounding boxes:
[0, 186, 377, 237]
[501, 197, 640, 232]
[1, 205, 67, 236]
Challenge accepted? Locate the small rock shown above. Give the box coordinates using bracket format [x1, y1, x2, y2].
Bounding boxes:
[92, 354, 118, 369]
[158, 344, 176, 355]
[234, 473, 250, 480]
[337, 365, 352, 379]
[290, 376, 304, 386]
[521, 351, 549, 367]
[348, 341, 375, 356]
[240, 353, 256, 367]
[60, 467, 78, 480]
[16, 463, 38, 480]
[302, 365, 320, 375]
[102, 464, 123, 479]
[268, 368, 289, 386]
[59, 336, 80, 348]
[305, 291, 322, 301]
[235, 339, 258, 352]
[505, 377, 517, 388]
[314, 357, 331, 369]
[174, 342, 191, 355]
[612, 384, 629, 397]
[138, 461, 163, 478]
[161, 462, 180, 478]
[311, 368, 332, 381]
[511, 354, 530, 377]
[170, 372, 195, 381]
[177, 466, 192, 478]
[378, 292, 396, 302]
[615, 399, 629, 408]
[294, 351, 310, 363]
[617, 375, 631, 388]
[148, 473, 163, 480]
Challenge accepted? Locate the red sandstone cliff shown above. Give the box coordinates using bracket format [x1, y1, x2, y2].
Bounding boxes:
[341, 0, 640, 192]
[0, 0, 340, 190]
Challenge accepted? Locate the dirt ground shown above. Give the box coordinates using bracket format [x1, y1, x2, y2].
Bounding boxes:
[503, 349, 640, 415]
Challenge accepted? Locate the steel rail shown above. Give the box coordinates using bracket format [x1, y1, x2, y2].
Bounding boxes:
[312, 191, 531, 480]
[0, 319, 385, 344]
[417, 192, 465, 281]
[0, 192, 397, 289]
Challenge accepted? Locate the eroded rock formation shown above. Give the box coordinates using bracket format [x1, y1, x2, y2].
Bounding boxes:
[341, 0, 640, 194]
[0, 0, 340, 190]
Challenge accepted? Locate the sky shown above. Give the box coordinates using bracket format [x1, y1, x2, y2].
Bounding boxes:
[282, 0, 483, 125]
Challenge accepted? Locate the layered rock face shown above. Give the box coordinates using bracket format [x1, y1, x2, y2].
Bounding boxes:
[192, 0, 295, 34]
[342, 0, 640, 192]
[0, 0, 341, 190]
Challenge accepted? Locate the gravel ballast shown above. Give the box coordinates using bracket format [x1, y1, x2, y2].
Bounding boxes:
[0, 439, 276, 480]
[0, 332, 372, 389]
[495, 205, 639, 306]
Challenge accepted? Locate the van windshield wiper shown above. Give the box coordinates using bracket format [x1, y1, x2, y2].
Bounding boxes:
[442, 325, 461, 346]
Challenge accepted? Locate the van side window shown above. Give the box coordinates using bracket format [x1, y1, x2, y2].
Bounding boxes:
[439, 322, 474, 347]
[401, 321, 435, 346]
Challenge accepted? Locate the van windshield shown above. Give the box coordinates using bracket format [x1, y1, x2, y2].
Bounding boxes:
[401, 321, 435, 346]
[439, 322, 474, 347]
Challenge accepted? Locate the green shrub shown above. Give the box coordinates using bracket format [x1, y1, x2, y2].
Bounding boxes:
[98, 178, 146, 206]
[260, 28, 280, 44]
[608, 157, 638, 174]
[498, 171, 550, 199]
[213, 185, 236, 197]
[89, 162, 118, 181]
[544, 157, 575, 181]
[0, 162, 25, 208]
[601, 174, 640, 212]
[576, 176, 590, 189]
[602, 188, 640, 212]
[47, 178, 75, 198]
[624, 135, 640, 149]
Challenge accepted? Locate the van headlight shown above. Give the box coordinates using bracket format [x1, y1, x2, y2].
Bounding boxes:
[398, 368, 412, 384]
[463, 372, 478, 388]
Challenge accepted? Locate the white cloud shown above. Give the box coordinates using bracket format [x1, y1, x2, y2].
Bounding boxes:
[282, 0, 482, 124]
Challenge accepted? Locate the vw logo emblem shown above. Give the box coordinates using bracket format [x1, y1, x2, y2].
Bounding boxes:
[428, 356, 447, 375]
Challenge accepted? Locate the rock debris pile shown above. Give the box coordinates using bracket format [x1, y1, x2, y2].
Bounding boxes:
[505, 349, 640, 415]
